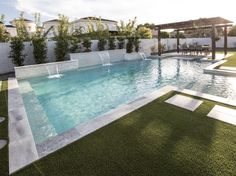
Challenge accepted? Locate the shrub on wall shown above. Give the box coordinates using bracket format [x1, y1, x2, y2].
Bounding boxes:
[82, 38, 92, 52]
[97, 38, 107, 51]
[69, 37, 81, 53]
[134, 37, 140, 52]
[31, 13, 48, 64]
[108, 37, 116, 50]
[32, 36, 47, 64]
[54, 14, 70, 61]
[117, 36, 125, 49]
[126, 37, 134, 53]
[9, 37, 25, 66]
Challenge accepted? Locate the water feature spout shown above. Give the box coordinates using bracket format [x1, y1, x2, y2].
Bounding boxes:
[47, 65, 63, 79]
[138, 52, 151, 60]
[98, 51, 112, 66]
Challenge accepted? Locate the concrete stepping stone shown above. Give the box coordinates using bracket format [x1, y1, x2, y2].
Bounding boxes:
[207, 105, 236, 125]
[165, 94, 203, 111]
[0, 139, 7, 149]
[0, 117, 5, 123]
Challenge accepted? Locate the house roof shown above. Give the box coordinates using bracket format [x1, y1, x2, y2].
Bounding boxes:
[155, 17, 233, 30]
[43, 19, 59, 23]
[5, 24, 16, 28]
[79, 17, 117, 23]
[12, 18, 33, 22]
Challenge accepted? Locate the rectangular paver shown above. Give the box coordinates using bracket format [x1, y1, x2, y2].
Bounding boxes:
[207, 105, 236, 126]
[165, 94, 203, 111]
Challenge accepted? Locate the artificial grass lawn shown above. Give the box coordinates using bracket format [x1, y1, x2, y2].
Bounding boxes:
[220, 52, 236, 67]
[13, 91, 236, 176]
[0, 81, 9, 176]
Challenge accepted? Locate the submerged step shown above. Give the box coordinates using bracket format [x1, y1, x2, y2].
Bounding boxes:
[19, 81, 57, 144]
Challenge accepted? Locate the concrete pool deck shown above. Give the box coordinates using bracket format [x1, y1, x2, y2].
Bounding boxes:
[8, 77, 236, 174]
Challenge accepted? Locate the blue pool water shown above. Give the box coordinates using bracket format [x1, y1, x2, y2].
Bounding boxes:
[19, 58, 236, 144]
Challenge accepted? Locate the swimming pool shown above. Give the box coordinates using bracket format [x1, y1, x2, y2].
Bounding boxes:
[18, 58, 236, 144]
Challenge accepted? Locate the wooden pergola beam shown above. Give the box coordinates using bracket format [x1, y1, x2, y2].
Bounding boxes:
[158, 28, 161, 56]
[155, 17, 233, 57]
[176, 30, 180, 53]
[224, 26, 228, 56]
[212, 25, 216, 60]
[173, 24, 232, 32]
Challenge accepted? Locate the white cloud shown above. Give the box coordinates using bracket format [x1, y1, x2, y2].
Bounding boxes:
[15, 0, 236, 24]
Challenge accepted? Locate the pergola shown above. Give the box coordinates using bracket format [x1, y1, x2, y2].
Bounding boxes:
[155, 17, 233, 59]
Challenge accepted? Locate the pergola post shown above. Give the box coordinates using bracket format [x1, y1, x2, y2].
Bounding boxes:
[158, 28, 161, 56]
[211, 25, 216, 60]
[176, 30, 180, 53]
[224, 26, 228, 56]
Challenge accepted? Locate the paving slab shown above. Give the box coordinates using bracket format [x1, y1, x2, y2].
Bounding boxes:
[0, 139, 7, 149]
[0, 116, 5, 123]
[207, 105, 236, 126]
[165, 94, 203, 111]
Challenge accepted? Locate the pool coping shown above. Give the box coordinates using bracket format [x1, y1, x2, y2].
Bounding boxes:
[36, 86, 236, 158]
[8, 78, 39, 174]
[203, 58, 236, 77]
[9, 79, 236, 174]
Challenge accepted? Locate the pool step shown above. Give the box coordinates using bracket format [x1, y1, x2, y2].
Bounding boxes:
[19, 81, 57, 143]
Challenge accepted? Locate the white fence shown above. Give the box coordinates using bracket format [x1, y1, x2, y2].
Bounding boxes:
[1, 37, 236, 74]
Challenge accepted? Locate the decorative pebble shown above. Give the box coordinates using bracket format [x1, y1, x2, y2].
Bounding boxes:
[0, 139, 7, 150]
[0, 117, 5, 123]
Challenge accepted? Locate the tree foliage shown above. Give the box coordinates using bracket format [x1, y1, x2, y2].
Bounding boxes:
[228, 26, 236, 36]
[31, 13, 48, 64]
[15, 12, 30, 41]
[54, 14, 70, 61]
[117, 36, 125, 49]
[137, 26, 152, 39]
[108, 37, 116, 50]
[82, 37, 92, 52]
[98, 38, 107, 51]
[9, 36, 25, 66]
[116, 17, 137, 37]
[0, 14, 10, 42]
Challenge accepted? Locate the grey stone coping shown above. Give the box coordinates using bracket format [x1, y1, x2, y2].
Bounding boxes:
[0, 139, 7, 149]
[8, 79, 236, 172]
[203, 60, 236, 77]
[8, 78, 39, 174]
[0, 117, 5, 123]
[36, 85, 177, 158]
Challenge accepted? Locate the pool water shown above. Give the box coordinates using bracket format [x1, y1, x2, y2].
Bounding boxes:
[19, 58, 236, 144]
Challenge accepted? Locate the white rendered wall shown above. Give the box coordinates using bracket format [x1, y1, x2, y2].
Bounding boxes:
[1, 37, 236, 74]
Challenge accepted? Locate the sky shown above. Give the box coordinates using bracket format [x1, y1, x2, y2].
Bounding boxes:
[0, 0, 236, 25]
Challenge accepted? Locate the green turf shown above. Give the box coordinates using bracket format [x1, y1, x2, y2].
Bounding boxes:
[0, 81, 9, 176]
[12, 91, 236, 176]
[220, 52, 236, 67]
